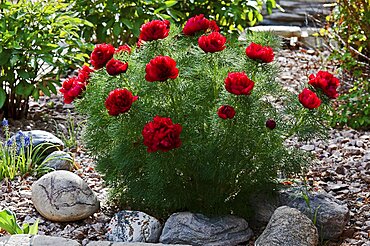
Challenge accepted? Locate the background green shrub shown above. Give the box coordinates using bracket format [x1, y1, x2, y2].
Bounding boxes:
[325, 0, 370, 128]
[77, 25, 331, 218]
[0, 0, 92, 119]
[68, 0, 277, 45]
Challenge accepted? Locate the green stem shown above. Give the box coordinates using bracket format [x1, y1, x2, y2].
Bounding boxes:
[164, 80, 179, 118]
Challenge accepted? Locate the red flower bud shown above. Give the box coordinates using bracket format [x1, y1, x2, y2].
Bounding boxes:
[217, 105, 236, 119]
[266, 119, 276, 129]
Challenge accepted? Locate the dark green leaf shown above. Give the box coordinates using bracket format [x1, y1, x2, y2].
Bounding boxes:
[0, 88, 6, 108]
[0, 50, 12, 66]
[15, 81, 34, 97]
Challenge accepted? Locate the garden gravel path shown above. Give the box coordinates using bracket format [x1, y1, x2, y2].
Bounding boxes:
[0, 48, 368, 246]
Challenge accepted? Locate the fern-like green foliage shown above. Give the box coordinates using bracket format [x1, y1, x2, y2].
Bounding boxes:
[77, 26, 330, 218]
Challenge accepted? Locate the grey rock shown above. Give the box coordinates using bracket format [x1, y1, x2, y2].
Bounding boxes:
[0, 235, 80, 246]
[106, 210, 162, 243]
[363, 154, 370, 162]
[279, 189, 350, 240]
[42, 151, 74, 171]
[300, 144, 315, 151]
[255, 206, 318, 246]
[248, 191, 279, 227]
[343, 146, 364, 155]
[87, 242, 187, 246]
[12, 130, 64, 156]
[32, 170, 99, 222]
[159, 212, 253, 246]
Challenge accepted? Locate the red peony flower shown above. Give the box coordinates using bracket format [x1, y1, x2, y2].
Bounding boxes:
[90, 43, 115, 69]
[217, 105, 236, 119]
[139, 20, 170, 42]
[308, 71, 340, 99]
[104, 88, 138, 116]
[106, 59, 128, 76]
[266, 119, 276, 129]
[77, 65, 93, 84]
[145, 56, 179, 82]
[115, 44, 131, 54]
[224, 72, 255, 95]
[183, 14, 220, 36]
[298, 88, 321, 109]
[59, 77, 86, 104]
[246, 42, 274, 63]
[198, 32, 226, 53]
[142, 116, 182, 152]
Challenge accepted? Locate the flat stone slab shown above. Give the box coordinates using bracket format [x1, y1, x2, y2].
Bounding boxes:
[87, 242, 190, 246]
[239, 26, 302, 39]
[0, 235, 80, 246]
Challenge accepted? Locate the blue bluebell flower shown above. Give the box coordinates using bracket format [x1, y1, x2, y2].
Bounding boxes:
[2, 119, 8, 127]
[6, 139, 13, 147]
[24, 136, 30, 147]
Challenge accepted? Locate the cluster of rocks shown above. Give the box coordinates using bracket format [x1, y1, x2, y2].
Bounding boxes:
[0, 127, 351, 246]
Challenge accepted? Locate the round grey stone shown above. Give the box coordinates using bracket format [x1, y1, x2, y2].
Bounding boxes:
[42, 151, 74, 171]
[32, 170, 99, 222]
[106, 210, 162, 243]
[255, 206, 318, 246]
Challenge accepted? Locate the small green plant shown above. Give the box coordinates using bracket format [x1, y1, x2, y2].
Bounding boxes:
[0, 119, 56, 181]
[0, 209, 38, 235]
[53, 111, 82, 150]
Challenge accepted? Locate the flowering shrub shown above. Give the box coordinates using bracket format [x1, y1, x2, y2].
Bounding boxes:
[72, 18, 337, 217]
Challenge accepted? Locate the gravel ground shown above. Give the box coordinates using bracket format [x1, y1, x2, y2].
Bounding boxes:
[0, 48, 368, 246]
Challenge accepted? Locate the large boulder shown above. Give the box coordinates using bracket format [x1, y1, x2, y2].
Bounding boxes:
[159, 212, 253, 246]
[0, 235, 80, 246]
[106, 210, 162, 243]
[31, 170, 99, 222]
[255, 206, 319, 246]
[42, 151, 74, 171]
[279, 189, 350, 240]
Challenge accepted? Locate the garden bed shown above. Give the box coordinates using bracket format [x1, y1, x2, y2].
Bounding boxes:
[0, 47, 368, 245]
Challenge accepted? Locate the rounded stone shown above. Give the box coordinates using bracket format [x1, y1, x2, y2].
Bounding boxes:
[31, 170, 99, 222]
[106, 210, 162, 243]
[42, 151, 74, 171]
[255, 206, 318, 246]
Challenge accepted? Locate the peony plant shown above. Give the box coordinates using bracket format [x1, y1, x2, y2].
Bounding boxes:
[63, 15, 339, 218]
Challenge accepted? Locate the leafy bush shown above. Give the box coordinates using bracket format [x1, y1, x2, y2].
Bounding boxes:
[323, 0, 370, 128]
[0, 0, 92, 119]
[72, 18, 336, 218]
[68, 0, 277, 45]
[0, 209, 38, 235]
